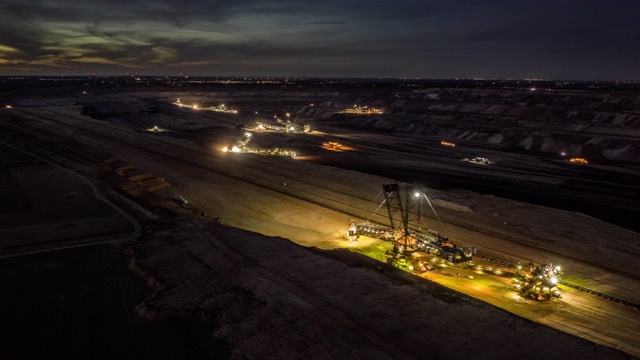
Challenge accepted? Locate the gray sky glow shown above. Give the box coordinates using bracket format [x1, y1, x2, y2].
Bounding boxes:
[1, 0, 638, 80]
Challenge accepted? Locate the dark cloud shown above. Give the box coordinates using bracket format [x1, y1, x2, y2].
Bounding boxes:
[0, 0, 638, 79]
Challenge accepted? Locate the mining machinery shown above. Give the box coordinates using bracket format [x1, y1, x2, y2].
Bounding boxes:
[221, 123, 296, 157]
[348, 184, 564, 300]
[512, 263, 562, 300]
[348, 184, 565, 300]
[349, 183, 472, 263]
[255, 114, 311, 134]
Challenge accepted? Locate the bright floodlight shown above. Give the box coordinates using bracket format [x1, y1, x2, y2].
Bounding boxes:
[550, 277, 558, 284]
[414, 192, 420, 197]
[556, 265, 561, 272]
[231, 146, 241, 153]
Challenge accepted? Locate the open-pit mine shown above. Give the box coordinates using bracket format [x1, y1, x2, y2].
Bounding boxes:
[1, 78, 639, 359]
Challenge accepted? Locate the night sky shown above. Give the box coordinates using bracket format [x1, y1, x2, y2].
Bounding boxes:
[1, 0, 638, 80]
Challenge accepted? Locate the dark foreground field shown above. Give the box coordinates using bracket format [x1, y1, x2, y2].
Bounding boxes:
[0, 243, 229, 359]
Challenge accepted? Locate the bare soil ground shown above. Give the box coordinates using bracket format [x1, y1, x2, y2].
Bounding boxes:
[0, 144, 132, 254]
[2, 90, 639, 359]
[0, 242, 229, 359]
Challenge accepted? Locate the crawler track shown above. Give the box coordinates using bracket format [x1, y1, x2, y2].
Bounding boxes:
[558, 281, 640, 309]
